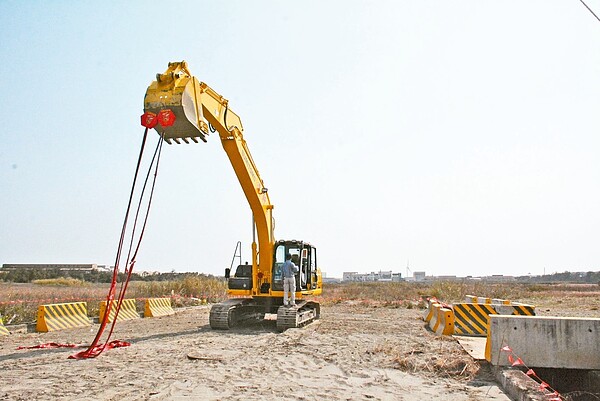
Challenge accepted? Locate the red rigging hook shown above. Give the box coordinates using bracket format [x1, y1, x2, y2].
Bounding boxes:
[157, 109, 176, 127]
[141, 109, 176, 128]
[141, 111, 158, 128]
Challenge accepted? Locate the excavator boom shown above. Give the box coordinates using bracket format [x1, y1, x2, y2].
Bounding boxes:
[144, 62, 274, 287]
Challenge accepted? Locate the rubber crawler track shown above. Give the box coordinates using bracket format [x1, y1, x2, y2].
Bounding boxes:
[209, 299, 320, 331]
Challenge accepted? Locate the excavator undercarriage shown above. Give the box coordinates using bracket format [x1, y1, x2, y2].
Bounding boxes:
[209, 298, 321, 331]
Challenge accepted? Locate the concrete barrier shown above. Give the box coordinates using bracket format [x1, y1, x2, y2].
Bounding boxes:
[0, 315, 9, 335]
[465, 295, 493, 304]
[487, 315, 600, 369]
[436, 307, 454, 335]
[428, 303, 442, 331]
[99, 299, 140, 323]
[36, 302, 91, 332]
[428, 304, 455, 335]
[423, 299, 440, 323]
[144, 298, 175, 317]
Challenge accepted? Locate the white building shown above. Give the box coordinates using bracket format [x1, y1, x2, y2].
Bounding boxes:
[342, 270, 402, 282]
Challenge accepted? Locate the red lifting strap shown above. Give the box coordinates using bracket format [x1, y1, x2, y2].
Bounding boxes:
[68, 126, 164, 359]
[68, 340, 131, 359]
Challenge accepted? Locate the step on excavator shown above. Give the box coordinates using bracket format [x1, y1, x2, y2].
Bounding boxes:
[143, 61, 322, 331]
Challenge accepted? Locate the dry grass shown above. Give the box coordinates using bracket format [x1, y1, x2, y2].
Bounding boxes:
[0, 276, 227, 325]
[128, 276, 227, 303]
[394, 350, 480, 379]
[373, 321, 481, 381]
[318, 281, 535, 306]
[0, 282, 110, 324]
[2, 279, 599, 325]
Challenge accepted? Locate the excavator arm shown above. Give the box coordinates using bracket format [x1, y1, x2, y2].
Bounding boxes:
[143, 61, 275, 294]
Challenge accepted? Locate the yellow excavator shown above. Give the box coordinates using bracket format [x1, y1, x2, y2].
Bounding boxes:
[143, 61, 322, 331]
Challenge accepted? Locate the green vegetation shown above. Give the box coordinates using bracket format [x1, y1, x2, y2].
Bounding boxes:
[0, 267, 221, 284]
[32, 278, 90, 287]
[522, 270, 600, 284]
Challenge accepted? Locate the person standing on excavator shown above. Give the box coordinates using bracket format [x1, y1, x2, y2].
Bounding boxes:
[281, 253, 299, 307]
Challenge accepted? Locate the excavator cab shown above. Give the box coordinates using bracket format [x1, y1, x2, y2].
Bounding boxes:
[272, 240, 319, 292]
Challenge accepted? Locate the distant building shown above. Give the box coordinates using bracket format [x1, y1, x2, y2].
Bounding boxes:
[413, 271, 426, 282]
[342, 270, 402, 282]
[432, 275, 459, 281]
[1, 264, 101, 272]
[483, 275, 516, 282]
[343, 272, 358, 282]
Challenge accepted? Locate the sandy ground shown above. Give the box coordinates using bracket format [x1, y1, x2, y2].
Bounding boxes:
[0, 303, 511, 401]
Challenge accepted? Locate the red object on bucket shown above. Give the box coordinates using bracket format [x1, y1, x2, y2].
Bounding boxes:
[158, 109, 176, 127]
[141, 112, 158, 128]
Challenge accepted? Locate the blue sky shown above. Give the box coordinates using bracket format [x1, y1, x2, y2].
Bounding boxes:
[1, 1, 599, 278]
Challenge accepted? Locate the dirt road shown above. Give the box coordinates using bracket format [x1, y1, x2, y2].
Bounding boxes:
[0, 303, 510, 400]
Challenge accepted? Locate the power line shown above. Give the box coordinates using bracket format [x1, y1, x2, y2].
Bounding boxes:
[579, 0, 600, 23]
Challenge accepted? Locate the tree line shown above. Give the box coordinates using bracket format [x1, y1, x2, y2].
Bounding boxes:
[518, 270, 600, 284]
[0, 268, 220, 283]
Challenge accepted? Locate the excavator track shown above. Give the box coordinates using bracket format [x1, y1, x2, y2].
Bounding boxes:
[209, 302, 235, 330]
[209, 298, 262, 330]
[276, 301, 320, 332]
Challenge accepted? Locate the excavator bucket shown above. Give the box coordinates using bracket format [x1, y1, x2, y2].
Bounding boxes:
[143, 62, 209, 144]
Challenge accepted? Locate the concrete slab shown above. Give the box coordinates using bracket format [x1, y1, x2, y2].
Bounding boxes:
[455, 336, 487, 360]
[488, 315, 600, 369]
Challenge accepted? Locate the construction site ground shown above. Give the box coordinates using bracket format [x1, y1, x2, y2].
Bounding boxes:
[0, 302, 513, 401]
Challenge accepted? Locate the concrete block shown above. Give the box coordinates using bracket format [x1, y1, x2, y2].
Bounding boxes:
[492, 367, 554, 401]
[488, 315, 600, 369]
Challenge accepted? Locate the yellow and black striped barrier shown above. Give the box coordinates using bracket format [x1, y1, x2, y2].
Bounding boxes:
[99, 299, 140, 323]
[36, 302, 91, 332]
[509, 303, 535, 316]
[454, 301, 536, 336]
[466, 295, 535, 316]
[0, 315, 9, 335]
[453, 303, 498, 336]
[144, 298, 175, 317]
[424, 297, 536, 337]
